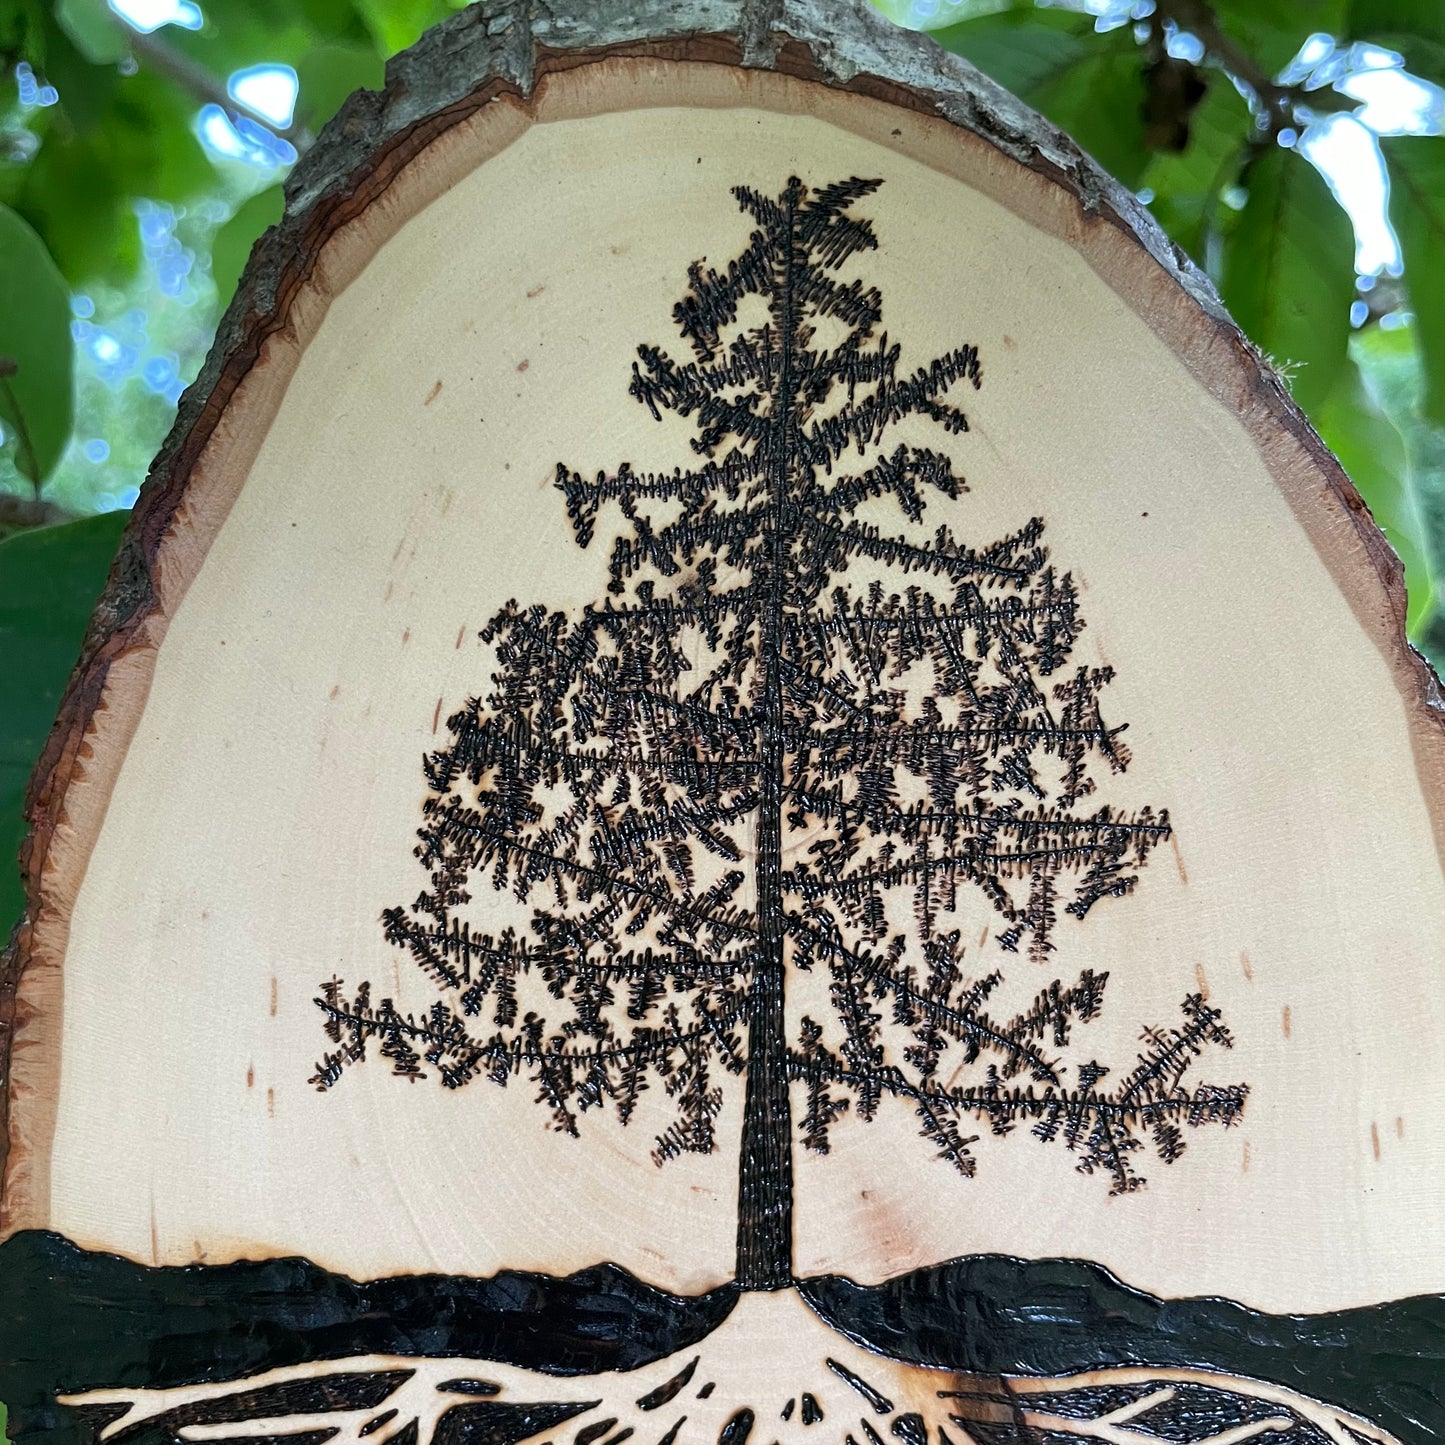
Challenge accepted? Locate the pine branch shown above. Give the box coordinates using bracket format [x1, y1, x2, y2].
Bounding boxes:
[779, 915, 1063, 1085]
[556, 452, 762, 548]
[800, 345, 982, 467]
[803, 443, 969, 524]
[789, 1025, 1245, 1192]
[788, 507, 1038, 587]
[312, 988, 749, 1087]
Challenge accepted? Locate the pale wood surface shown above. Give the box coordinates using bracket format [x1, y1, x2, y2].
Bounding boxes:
[4, 16, 1443, 1337]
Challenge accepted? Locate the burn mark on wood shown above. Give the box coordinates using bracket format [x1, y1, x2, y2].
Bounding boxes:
[942, 1377, 1330, 1444]
[311, 177, 1247, 1300]
[888, 1413, 925, 1445]
[825, 1361, 890, 1415]
[637, 1359, 699, 1411]
[109, 1370, 413, 1444]
[4, 1231, 1441, 1445]
[576, 1416, 619, 1445]
[1170, 835, 1188, 885]
[718, 1408, 753, 1445]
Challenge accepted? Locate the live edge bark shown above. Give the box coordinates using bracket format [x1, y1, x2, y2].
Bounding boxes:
[1, 0, 1436, 1218]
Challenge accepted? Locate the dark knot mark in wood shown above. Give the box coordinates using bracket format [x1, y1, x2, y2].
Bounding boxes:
[310, 174, 1248, 1287]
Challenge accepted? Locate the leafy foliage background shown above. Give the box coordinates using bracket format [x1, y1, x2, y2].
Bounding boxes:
[0, 0, 1442, 947]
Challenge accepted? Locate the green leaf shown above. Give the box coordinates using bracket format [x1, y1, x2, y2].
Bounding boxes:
[1352, 323, 1445, 659]
[1348, 0, 1445, 84]
[933, 9, 1149, 186]
[1212, 0, 1347, 75]
[931, 8, 1099, 98]
[0, 510, 126, 939]
[352, 0, 448, 57]
[1140, 80, 1254, 265]
[1350, 0, 1443, 30]
[0, 0, 45, 63]
[193, 0, 373, 48]
[1219, 144, 1355, 415]
[16, 69, 217, 285]
[295, 41, 384, 129]
[1033, 41, 1150, 188]
[37, 11, 120, 132]
[15, 131, 136, 283]
[0, 203, 74, 485]
[1383, 136, 1445, 426]
[53, 0, 129, 64]
[211, 185, 284, 307]
[290, 0, 376, 43]
[1316, 355, 1433, 631]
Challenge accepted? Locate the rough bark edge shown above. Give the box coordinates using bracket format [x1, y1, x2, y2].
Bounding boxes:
[3, 0, 1440, 1211]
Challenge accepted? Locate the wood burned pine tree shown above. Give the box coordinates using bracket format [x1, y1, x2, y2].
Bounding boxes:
[313, 175, 1248, 1291]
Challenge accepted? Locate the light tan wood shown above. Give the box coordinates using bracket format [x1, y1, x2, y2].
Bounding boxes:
[4, 20, 1442, 1386]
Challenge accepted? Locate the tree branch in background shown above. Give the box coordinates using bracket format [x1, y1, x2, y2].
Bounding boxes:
[1155, 0, 1290, 129]
[0, 492, 71, 532]
[1152, 0, 1354, 135]
[124, 24, 302, 140]
[124, 28, 236, 119]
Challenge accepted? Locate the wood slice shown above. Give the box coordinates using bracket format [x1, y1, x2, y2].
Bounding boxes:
[3, 2, 1442, 1442]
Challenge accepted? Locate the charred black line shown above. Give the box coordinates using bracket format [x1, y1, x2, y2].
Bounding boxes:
[636, 1359, 699, 1412]
[825, 1360, 891, 1415]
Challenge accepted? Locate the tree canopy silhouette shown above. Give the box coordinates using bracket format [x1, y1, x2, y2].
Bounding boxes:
[314, 174, 1248, 1289]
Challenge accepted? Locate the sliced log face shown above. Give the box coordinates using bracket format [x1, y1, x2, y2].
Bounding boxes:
[3, 3, 1444, 1443]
